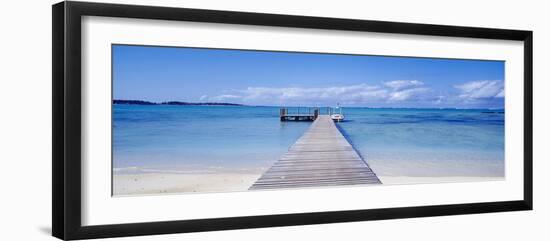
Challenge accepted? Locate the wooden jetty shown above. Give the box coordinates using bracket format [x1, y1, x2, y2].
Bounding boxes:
[250, 115, 381, 190]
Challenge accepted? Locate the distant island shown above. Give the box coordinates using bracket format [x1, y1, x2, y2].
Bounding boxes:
[113, 99, 244, 106]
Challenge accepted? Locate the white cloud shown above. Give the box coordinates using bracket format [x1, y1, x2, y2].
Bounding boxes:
[388, 87, 429, 101]
[383, 80, 429, 102]
[207, 81, 433, 105]
[209, 94, 242, 101]
[495, 89, 505, 98]
[236, 84, 390, 104]
[434, 95, 446, 105]
[384, 80, 424, 90]
[203, 79, 503, 108]
[454, 80, 504, 99]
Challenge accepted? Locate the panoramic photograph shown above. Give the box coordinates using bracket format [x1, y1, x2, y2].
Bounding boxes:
[112, 44, 505, 196]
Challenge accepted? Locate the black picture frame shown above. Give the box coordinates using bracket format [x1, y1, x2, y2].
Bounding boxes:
[52, 1, 533, 240]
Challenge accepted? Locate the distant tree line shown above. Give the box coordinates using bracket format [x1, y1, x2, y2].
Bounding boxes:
[113, 99, 244, 106]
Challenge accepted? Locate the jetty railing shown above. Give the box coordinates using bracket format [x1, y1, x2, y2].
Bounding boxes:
[280, 107, 320, 121]
[280, 107, 343, 121]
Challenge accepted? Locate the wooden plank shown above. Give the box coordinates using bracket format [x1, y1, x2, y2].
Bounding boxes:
[250, 115, 381, 190]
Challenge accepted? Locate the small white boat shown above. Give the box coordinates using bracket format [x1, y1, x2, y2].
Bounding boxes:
[331, 113, 344, 122]
[330, 104, 345, 122]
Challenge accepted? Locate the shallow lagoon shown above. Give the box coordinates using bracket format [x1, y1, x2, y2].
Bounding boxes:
[113, 105, 504, 178]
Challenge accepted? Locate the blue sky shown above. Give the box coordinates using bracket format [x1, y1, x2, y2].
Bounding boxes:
[113, 45, 505, 108]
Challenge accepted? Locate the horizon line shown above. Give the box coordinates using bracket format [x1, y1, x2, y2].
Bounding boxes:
[112, 99, 504, 110]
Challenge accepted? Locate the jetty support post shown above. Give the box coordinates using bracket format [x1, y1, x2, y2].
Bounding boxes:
[280, 108, 287, 121]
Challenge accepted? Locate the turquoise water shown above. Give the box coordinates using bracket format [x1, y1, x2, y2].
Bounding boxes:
[113, 105, 504, 177]
[113, 105, 311, 173]
[337, 108, 504, 177]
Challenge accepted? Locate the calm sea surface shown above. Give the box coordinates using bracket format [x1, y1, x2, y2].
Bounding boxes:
[113, 105, 504, 177]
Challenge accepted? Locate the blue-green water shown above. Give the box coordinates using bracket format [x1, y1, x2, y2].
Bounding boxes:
[113, 105, 504, 177]
[336, 108, 504, 177]
[113, 105, 311, 173]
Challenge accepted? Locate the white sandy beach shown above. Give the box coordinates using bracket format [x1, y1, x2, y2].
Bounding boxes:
[113, 172, 263, 196]
[113, 170, 504, 196]
[378, 176, 504, 185]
